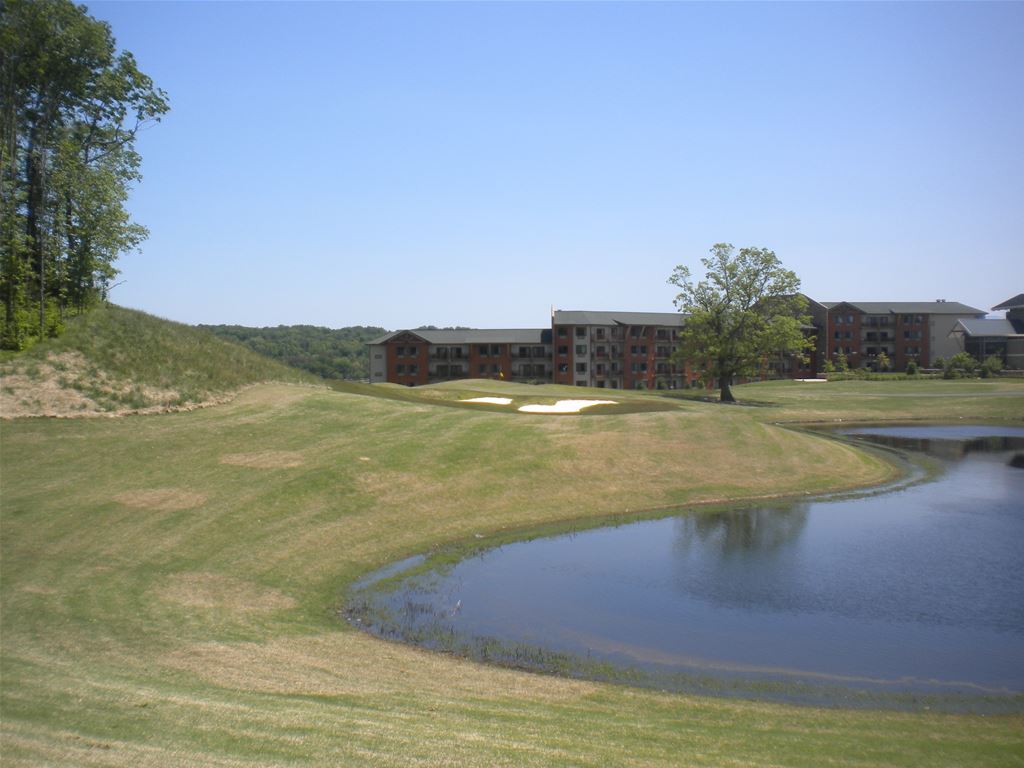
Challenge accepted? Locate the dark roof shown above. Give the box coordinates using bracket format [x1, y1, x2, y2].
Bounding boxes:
[552, 310, 685, 326]
[992, 293, 1024, 311]
[951, 318, 1024, 338]
[368, 328, 549, 345]
[820, 300, 985, 315]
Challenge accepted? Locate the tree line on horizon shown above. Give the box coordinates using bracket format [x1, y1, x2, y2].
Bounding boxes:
[202, 324, 388, 381]
[0, 0, 168, 350]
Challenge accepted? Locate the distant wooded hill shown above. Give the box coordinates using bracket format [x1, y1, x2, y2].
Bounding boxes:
[201, 324, 388, 380]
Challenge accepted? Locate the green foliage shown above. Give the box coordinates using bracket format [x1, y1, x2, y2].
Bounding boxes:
[202, 324, 387, 380]
[980, 355, 1003, 379]
[0, 0, 168, 349]
[943, 351, 978, 379]
[668, 244, 810, 402]
[876, 351, 891, 372]
[835, 351, 849, 373]
[906, 360, 918, 376]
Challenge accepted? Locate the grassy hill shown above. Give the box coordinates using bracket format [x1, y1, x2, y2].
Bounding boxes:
[2, 317, 1023, 765]
[0, 305, 319, 417]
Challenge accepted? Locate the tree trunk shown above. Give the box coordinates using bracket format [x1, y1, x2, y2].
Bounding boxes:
[720, 378, 735, 403]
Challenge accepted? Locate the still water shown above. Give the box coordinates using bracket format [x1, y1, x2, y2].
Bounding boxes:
[350, 425, 1024, 710]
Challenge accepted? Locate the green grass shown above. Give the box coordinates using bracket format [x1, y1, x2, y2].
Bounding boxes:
[0, 305, 318, 413]
[2, 313, 1024, 765]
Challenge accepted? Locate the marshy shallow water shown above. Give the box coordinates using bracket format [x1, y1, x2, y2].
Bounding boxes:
[348, 425, 1024, 711]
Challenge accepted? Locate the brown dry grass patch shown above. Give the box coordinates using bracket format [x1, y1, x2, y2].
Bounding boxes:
[153, 572, 296, 614]
[219, 450, 305, 469]
[163, 630, 595, 702]
[113, 488, 207, 511]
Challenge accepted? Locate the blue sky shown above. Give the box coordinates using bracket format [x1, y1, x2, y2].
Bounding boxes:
[91, 1, 1022, 329]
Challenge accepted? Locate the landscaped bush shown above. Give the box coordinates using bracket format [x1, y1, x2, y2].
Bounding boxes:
[980, 355, 1003, 378]
[943, 351, 979, 379]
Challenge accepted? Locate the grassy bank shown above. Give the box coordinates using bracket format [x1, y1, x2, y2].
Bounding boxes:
[3, 373, 1024, 765]
[0, 305, 318, 416]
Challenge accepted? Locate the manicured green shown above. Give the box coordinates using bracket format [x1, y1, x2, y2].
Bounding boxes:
[2, 314, 1023, 766]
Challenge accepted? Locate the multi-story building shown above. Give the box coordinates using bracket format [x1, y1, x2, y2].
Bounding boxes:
[369, 297, 997, 385]
[821, 301, 985, 370]
[367, 328, 552, 386]
[549, 310, 689, 390]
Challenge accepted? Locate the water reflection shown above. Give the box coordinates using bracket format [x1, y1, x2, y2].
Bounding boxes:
[852, 433, 1024, 460]
[676, 503, 809, 556]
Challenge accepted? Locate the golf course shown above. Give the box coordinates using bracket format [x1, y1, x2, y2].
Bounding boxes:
[2, 307, 1023, 766]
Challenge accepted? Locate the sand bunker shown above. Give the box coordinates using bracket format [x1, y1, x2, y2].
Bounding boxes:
[518, 399, 617, 414]
[460, 397, 513, 405]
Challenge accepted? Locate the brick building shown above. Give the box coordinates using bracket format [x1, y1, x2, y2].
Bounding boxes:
[549, 310, 690, 390]
[369, 297, 993, 385]
[368, 328, 552, 386]
[821, 301, 985, 370]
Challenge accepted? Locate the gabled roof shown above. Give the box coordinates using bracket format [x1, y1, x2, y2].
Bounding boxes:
[992, 293, 1024, 311]
[950, 318, 1024, 338]
[552, 310, 685, 327]
[820, 301, 985, 315]
[368, 328, 549, 345]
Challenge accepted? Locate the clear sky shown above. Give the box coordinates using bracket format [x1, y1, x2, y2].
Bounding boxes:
[91, 1, 1022, 330]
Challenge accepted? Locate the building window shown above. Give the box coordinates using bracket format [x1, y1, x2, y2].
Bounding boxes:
[491, 345, 500, 356]
[557, 345, 568, 355]
[477, 345, 488, 356]
[557, 327, 567, 338]
[558, 363, 568, 373]
[576, 362, 587, 373]
[575, 327, 586, 338]
[518, 346, 529, 357]
[396, 364, 405, 374]
[575, 345, 586, 355]
[492, 364, 500, 374]
[408, 364, 417, 374]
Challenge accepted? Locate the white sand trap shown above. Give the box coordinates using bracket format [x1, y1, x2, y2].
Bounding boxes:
[795, 378, 828, 383]
[460, 397, 513, 405]
[518, 399, 618, 414]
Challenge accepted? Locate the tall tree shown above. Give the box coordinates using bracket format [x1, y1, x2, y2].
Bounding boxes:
[669, 243, 811, 403]
[0, 0, 167, 348]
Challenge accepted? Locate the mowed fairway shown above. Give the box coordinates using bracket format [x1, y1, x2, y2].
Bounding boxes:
[3, 380, 1024, 766]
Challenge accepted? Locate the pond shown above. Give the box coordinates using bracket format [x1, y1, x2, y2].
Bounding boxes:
[347, 425, 1024, 712]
